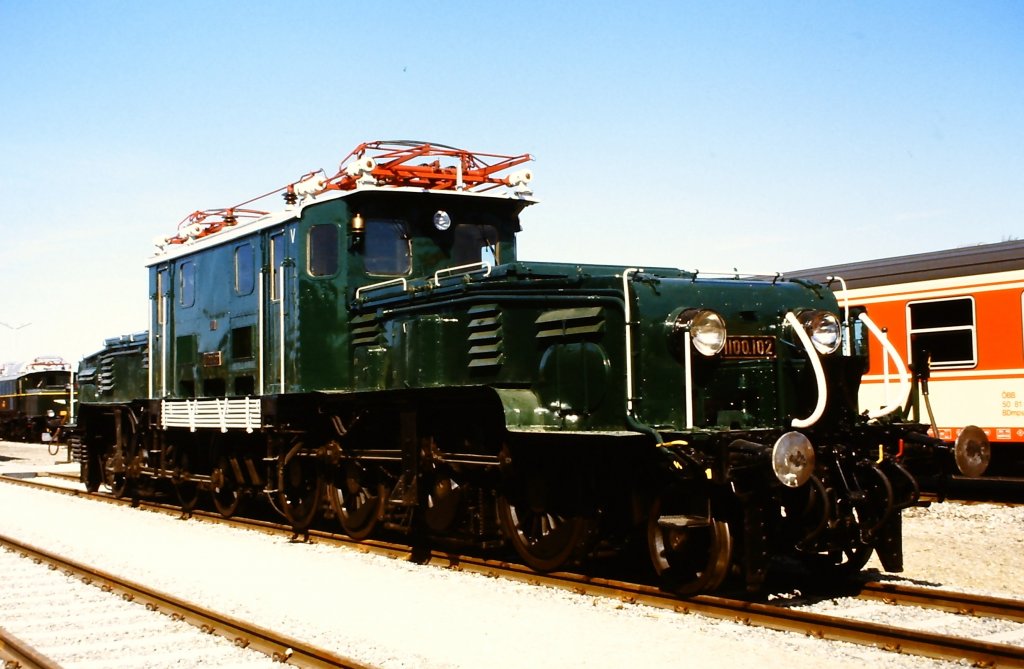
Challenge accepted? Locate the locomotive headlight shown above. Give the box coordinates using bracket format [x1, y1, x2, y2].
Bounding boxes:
[798, 310, 842, 355]
[433, 210, 452, 231]
[771, 431, 815, 487]
[670, 309, 727, 357]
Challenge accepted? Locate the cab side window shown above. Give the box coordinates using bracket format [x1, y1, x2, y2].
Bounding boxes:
[308, 224, 339, 277]
[235, 243, 255, 295]
[156, 268, 169, 324]
[269, 232, 285, 301]
[180, 261, 196, 308]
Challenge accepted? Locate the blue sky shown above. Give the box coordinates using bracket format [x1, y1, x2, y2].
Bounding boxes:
[1, 1, 1021, 363]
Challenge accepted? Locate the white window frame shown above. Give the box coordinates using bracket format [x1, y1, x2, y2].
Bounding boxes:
[905, 296, 977, 370]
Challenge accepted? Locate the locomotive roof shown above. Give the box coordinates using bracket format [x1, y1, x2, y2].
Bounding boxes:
[0, 356, 71, 380]
[148, 141, 536, 267]
[787, 238, 1024, 290]
[147, 186, 535, 267]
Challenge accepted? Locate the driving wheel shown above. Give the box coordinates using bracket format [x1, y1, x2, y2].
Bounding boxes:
[647, 495, 733, 596]
[327, 461, 384, 540]
[172, 447, 201, 513]
[497, 494, 596, 572]
[211, 454, 243, 518]
[105, 447, 130, 499]
[277, 440, 322, 531]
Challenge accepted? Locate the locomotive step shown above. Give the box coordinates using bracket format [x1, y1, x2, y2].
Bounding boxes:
[656, 514, 711, 529]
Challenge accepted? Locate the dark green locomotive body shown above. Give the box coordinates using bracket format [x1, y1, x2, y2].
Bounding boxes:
[0, 357, 73, 442]
[76, 142, 977, 593]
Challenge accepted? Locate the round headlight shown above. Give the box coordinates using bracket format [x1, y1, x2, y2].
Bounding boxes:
[433, 210, 452, 231]
[671, 309, 727, 357]
[771, 431, 815, 487]
[799, 310, 842, 355]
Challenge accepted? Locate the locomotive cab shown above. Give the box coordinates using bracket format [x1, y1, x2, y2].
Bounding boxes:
[145, 179, 533, 400]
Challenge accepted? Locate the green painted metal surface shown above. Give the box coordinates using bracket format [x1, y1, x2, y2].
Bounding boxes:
[114, 184, 862, 444]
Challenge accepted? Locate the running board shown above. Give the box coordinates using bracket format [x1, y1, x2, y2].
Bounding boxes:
[657, 514, 711, 529]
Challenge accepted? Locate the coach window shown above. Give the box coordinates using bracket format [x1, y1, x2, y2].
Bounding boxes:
[365, 218, 411, 275]
[179, 261, 196, 308]
[234, 243, 254, 295]
[308, 224, 339, 277]
[906, 297, 976, 369]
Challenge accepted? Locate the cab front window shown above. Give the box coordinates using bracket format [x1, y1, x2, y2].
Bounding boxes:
[365, 218, 411, 276]
[453, 224, 498, 266]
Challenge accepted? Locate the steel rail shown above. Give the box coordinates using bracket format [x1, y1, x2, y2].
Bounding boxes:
[459, 564, 1024, 668]
[858, 580, 1024, 623]
[6, 472, 1024, 667]
[0, 533, 374, 669]
[0, 625, 63, 669]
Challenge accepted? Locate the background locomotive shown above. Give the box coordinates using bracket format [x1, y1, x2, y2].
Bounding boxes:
[73, 140, 986, 594]
[792, 239, 1024, 478]
[0, 356, 73, 442]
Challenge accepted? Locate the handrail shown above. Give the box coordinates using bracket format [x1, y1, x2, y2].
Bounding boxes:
[355, 277, 409, 300]
[857, 312, 912, 419]
[785, 311, 828, 429]
[683, 330, 694, 429]
[622, 268, 641, 414]
[827, 274, 851, 356]
[432, 262, 492, 286]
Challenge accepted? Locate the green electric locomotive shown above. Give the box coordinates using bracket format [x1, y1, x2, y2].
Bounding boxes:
[0, 356, 73, 442]
[75, 141, 986, 593]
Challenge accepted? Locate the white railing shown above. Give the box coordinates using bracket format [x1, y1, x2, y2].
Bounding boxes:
[355, 277, 408, 300]
[622, 268, 641, 415]
[161, 398, 261, 433]
[785, 311, 828, 429]
[431, 262, 492, 286]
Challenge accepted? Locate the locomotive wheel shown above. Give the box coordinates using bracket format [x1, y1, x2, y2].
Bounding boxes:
[277, 441, 322, 531]
[647, 496, 733, 596]
[496, 494, 596, 572]
[326, 462, 384, 540]
[173, 449, 201, 513]
[211, 455, 242, 519]
[425, 475, 464, 533]
[106, 450, 130, 499]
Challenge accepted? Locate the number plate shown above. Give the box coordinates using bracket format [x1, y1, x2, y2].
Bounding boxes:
[721, 336, 776, 359]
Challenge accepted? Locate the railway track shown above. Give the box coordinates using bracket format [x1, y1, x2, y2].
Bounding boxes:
[0, 470, 375, 668]
[5, 470, 1024, 668]
[0, 624, 61, 669]
[0, 531, 373, 669]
